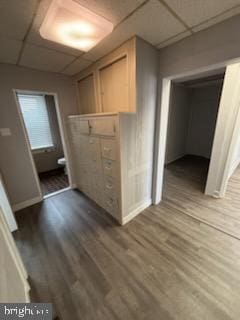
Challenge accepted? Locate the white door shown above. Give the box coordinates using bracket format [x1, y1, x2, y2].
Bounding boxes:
[205, 62, 240, 197]
[0, 206, 30, 302]
[0, 174, 18, 232]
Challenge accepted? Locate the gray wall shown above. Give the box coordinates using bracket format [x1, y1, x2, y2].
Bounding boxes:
[33, 95, 64, 173]
[153, 14, 240, 200]
[165, 83, 190, 163]
[158, 14, 240, 78]
[0, 64, 77, 207]
[186, 83, 222, 159]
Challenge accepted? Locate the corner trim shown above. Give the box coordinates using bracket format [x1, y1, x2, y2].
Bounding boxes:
[121, 199, 152, 225]
[12, 196, 42, 212]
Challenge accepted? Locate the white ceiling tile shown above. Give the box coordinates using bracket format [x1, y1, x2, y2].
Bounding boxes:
[61, 57, 93, 75]
[0, 0, 38, 40]
[19, 44, 75, 73]
[118, 0, 187, 45]
[83, 32, 131, 61]
[84, 0, 186, 61]
[192, 5, 240, 33]
[166, 0, 240, 27]
[75, 0, 146, 25]
[0, 37, 22, 64]
[157, 30, 191, 48]
[26, 0, 83, 56]
[26, 0, 146, 57]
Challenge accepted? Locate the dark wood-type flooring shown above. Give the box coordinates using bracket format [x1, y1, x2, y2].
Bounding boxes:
[39, 168, 69, 196]
[14, 156, 240, 319]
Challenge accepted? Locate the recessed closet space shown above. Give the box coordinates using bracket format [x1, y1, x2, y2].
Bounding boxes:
[165, 73, 225, 194]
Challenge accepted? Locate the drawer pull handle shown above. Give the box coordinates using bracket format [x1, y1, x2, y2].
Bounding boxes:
[107, 199, 114, 206]
[103, 147, 111, 152]
[106, 183, 113, 189]
[105, 165, 112, 170]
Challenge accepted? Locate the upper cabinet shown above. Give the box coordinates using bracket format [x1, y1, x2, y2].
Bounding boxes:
[99, 56, 128, 113]
[74, 38, 136, 114]
[77, 73, 96, 114]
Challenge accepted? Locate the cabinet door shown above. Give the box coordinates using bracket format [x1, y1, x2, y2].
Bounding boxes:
[100, 56, 128, 113]
[78, 74, 96, 114]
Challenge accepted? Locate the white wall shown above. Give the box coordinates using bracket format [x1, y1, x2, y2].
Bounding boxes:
[0, 64, 77, 208]
[186, 83, 222, 159]
[0, 206, 29, 302]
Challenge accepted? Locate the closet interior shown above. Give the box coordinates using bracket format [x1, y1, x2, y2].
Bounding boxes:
[165, 72, 225, 192]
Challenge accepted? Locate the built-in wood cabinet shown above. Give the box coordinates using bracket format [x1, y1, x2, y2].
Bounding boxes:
[69, 37, 159, 224]
[75, 38, 136, 114]
[77, 74, 96, 114]
[69, 114, 121, 221]
[99, 56, 128, 113]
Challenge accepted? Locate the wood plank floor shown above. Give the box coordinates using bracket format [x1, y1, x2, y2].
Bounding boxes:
[14, 183, 240, 319]
[164, 155, 240, 238]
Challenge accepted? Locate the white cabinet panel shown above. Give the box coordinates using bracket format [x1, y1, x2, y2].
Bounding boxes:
[101, 138, 117, 160]
[102, 159, 117, 178]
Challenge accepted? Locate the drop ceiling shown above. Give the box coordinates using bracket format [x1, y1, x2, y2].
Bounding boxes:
[1, 0, 240, 76]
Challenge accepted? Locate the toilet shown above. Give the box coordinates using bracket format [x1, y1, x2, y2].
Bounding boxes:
[58, 157, 67, 175]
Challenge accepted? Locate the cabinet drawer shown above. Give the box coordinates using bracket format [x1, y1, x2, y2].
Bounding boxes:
[89, 117, 116, 136]
[103, 195, 118, 218]
[101, 139, 117, 160]
[104, 176, 117, 196]
[78, 120, 90, 134]
[102, 159, 117, 177]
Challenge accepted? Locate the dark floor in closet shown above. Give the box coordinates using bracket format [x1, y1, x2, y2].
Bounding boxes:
[39, 168, 69, 196]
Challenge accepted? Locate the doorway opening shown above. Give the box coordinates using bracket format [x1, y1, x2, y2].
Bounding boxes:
[16, 91, 70, 197]
[165, 72, 225, 194]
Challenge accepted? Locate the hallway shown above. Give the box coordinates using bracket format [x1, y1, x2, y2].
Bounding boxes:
[14, 187, 240, 320]
[164, 156, 240, 239]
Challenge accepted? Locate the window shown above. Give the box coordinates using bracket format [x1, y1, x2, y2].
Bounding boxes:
[17, 94, 54, 151]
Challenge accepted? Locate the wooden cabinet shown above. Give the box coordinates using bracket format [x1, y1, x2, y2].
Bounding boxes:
[70, 37, 158, 224]
[77, 74, 96, 114]
[69, 114, 121, 221]
[100, 56, 128, 113]
[75, 38, 136, 114]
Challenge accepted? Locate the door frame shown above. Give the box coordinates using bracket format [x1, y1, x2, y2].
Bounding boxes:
[152, 58, 240, 205]
[13, 89, 73, 202]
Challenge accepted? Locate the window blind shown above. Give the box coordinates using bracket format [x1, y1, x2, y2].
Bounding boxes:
[17, 94, 54, 150]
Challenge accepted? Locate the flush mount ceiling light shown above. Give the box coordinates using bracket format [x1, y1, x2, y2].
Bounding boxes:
[40, 0, 113, 52]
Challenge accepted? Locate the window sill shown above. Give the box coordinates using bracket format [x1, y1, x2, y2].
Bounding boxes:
[32, 147, 55, 154]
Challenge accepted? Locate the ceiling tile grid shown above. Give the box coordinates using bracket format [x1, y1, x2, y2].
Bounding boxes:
[74, 0, 147, 25]
[165, 0, 240, 28]
[19, 44, 76, 73]
[61, 57, 93, 75]
[0, 0, 39, 40]
[84, 0, 187, 61]
[0, 37, 22, 64]
[1, 0, 240, 75]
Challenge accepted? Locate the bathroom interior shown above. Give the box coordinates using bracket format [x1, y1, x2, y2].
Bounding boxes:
[17, 92, 69, 197]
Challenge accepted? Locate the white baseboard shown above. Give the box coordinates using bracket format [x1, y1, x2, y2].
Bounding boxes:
[121, 199, 152, 225]
[12, 196, 42, 212]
